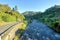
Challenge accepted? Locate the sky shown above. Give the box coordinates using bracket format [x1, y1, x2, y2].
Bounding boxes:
[0, 0, 60, 13]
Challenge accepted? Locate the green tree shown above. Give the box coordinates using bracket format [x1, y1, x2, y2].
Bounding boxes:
[12, 5, 18, 11]
[15, 5, 18, 11]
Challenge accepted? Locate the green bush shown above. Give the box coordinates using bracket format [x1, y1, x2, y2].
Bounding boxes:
[2, 16, 16, 22]
[53, 21, 60, 33]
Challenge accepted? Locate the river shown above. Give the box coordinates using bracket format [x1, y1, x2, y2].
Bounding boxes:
[20, 20, 60, 40]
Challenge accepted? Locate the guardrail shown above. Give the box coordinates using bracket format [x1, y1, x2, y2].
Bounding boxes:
[0, 22, 19, 36]
[0, 22, 20, 40]
[0, 21, 23, 40]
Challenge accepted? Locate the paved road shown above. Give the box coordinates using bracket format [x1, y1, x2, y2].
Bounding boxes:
[0, 22, 19, 36]
[21, 20, 60, 40]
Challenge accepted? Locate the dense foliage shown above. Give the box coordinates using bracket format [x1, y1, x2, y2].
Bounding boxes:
[23, 5, 60, 33]
[0, 4, 25, 22]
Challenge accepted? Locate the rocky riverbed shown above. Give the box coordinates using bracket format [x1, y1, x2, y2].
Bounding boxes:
[20, 20, 60, 40]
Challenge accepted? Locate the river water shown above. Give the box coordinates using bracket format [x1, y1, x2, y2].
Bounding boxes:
[20, 20, 60, 40]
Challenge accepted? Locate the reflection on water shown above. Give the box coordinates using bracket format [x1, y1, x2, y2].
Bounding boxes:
[20, 20, 60, 40]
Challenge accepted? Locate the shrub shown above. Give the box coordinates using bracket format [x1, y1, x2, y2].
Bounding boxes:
[53, 21, 60, 33]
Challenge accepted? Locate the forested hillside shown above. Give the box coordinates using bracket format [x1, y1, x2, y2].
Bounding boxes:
[0, 4, 25, 25]
[22, 11, 42, 23]
[23, 5, 60, 33]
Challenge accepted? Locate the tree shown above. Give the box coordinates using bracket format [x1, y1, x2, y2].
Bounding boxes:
[15, 5, 18, 11]
[12, 5, 18, 11]
[12, 8, 15, 11]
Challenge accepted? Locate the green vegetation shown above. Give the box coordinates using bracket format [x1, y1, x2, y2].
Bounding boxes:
[0, 4, 25, 25]
[0, 4, 27, 40]
[23, 5, 60, 33]
[23, 11, 42, 23]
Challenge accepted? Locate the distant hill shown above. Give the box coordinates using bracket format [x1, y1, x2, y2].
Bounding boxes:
[22, 11, 42, 20]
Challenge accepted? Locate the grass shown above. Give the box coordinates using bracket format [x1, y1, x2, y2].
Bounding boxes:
[0, 12, 16, 26]
[0, 12, 16, 22]
[0, 21, 13, 26]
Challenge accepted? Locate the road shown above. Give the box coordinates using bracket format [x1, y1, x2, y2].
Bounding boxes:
[0, 22, 20, 36]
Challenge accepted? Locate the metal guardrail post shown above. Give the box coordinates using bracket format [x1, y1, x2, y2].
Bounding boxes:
[5, 35, 8, 40]
[0, 36, 1, 40]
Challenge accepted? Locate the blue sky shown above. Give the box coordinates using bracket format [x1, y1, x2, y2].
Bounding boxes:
[0, 0, 60, 13]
